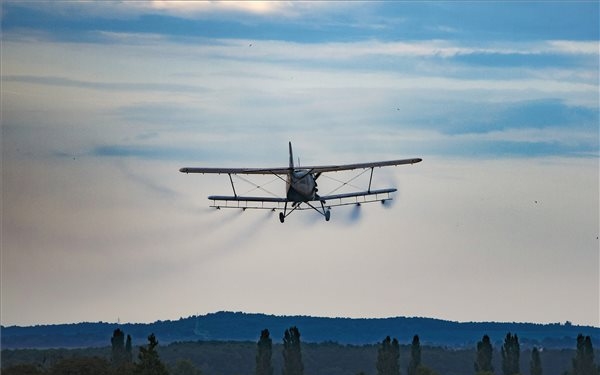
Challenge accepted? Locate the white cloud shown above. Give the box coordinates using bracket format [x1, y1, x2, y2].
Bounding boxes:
[547, 40, 600, 55]
[5, 0, 324, 21]
[146, 0, 300, 17]
[218, 39, 600, 59]
[458, 127, 597, 146]
[4, 36, 596, 97]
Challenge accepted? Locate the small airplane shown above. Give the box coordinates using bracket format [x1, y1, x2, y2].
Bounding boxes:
[180, 142, 422, 223]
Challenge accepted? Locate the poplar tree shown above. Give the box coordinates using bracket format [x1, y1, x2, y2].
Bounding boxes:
[572, 334, 598, 375]
[408, 335, 421, 375]
[282, 326, 303, 375]
[256, 329, 274, 375]
[530, 347, 542, 375]
[501, 333, 520, 375]
[376, 336, 400, 375]
[125, 334, 133, 363]
[475, 335, 494, 374]
[111, 329, 127, 366]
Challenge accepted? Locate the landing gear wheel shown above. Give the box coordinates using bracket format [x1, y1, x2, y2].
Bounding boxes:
[325, 210, 331, 222]
[279, 212, 285, 223]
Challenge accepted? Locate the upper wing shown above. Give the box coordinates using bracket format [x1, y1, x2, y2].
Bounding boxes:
[179, 158, 422, 175]
[179, 167, 290, 175]
[300, 158, 422, 173]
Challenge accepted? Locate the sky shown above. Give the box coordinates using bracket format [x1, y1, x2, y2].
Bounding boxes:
[1, 1, 599, 328]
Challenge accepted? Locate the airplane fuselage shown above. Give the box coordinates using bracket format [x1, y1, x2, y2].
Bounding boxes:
[285, 142, 319, 203]
[286, 169, 318, 203]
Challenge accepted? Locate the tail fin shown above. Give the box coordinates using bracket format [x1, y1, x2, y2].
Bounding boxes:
[288, 142, 294, 169]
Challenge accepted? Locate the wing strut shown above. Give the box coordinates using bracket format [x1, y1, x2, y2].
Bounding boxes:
[228, 173, 237, 198]
[367, 167, 374, 193]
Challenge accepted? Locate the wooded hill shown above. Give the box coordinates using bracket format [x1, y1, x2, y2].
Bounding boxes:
[2, 311, 598, 349]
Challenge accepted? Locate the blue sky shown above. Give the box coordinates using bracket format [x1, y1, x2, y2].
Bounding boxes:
[3, 2, 598, 41]
[2, 2, 599, 328]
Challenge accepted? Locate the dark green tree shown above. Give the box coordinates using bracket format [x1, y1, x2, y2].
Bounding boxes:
[530, 347, 542, 375]
[134, 333, 169, 375]
[572, 334, 598, 375]
[282, 326, 304, 375]
[256, 329, 274, 375]
[111, 328, 127, 366]
[408, 335, 422, 375]
[475, 334, 494, 374]
[376, 336, 400, 375]
[501, 333, 520, 375]
[126, 334, 133, 363]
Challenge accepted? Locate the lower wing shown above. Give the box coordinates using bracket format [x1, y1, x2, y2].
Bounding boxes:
[208, 195, 287, 202]
[318, 188, 396, 202]
[206, 188, 396, 210]
[207, 195, 287, 210]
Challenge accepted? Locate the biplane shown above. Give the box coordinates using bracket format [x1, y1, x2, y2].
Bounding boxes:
[179, 143, 421, 223]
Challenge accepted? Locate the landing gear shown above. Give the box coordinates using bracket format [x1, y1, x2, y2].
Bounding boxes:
[279, 201, 331, 223]
[279, 202, 297, 224]
[319, 200, 331, 222]
[279, 202, 288, 223]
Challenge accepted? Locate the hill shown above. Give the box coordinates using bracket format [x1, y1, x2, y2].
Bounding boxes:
[1, 311, 598, 349]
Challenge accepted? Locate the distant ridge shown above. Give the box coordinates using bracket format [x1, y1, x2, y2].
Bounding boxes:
[2, 311, 598, 349]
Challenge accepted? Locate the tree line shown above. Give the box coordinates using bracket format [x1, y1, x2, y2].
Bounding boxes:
[471, 332, 598, 375]
[2, 328, 598, 375]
